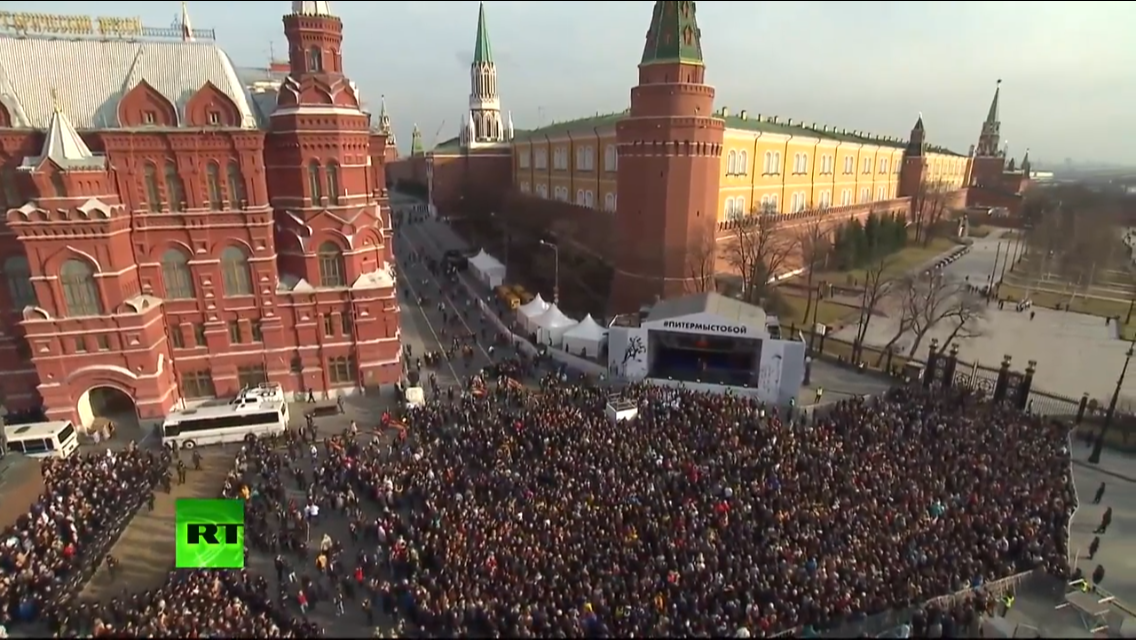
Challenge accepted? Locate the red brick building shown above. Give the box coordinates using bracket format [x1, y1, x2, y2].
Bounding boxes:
[0, 0, 400, 428]
[965, 80, 1032, 213]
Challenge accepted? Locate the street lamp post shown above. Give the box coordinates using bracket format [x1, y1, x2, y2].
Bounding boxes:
[1089, 339, 1136, 464]
[539, 240, 560, 306]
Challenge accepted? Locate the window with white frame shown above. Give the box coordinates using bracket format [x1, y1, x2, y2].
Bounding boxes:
[725, 197, 746, 220]
[862, 157, 872, 174]
[819, 190, 832, 208]
[842, 156, 853, 175]
[768, 195, 779, 213]
[841, 189, 852, 206]
[537, 183, 548, 198]
[727, 150, 737, 175]
[535, 149, 548, 169]
[604, 192, 616, 211]
[586, 146, 595, 170]
[520, 181, 530, 193]
[763, 151, 773, 174]
[604, 145, 617, 172]
[519, 150, 530, 169]
[772, 151, 782, 174]
[877, 186, 887, 201]
[879, 158, 889, 174]
[554, 147, 568, 170]
[576, 189, 585, 205]
[821, 154, 833, 175]
[584, 190, 595, 208]
[737, 150, 748, 175]
[793, 153, 809, 174]
[859, 187, 870, 203]
[895, 160, 902, 175]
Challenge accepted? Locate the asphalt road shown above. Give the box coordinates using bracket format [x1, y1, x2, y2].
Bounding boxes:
[390, 205, 500, 393]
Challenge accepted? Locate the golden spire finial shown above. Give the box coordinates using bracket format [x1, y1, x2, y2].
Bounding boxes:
[51, 88, 61, 113]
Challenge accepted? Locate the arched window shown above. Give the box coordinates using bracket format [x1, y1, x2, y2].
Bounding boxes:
[308, 161, 323, 204]
[60, 259, 102, 317]
[724, 197, 735, 218]
[317, 241, 346, 287]
[205, 162, 223, 210]
[576, 189, 585, 205]
[220, 246, 252, 296]
[604, 192, 615, 212]
[161, 248, 194, 299]
[49, 173, 67, 198]
[3, 256, 36, 309]
[165, 161, 185, 211]
[308, 46, 322, 72]
[227, 161, 246, 206]
[143, 162, 161, 211]
[762, 151, 772, 174]
[726, 150, 737, 175]
[738, 151, 748, 175]
[604, 145, 617, 172]
[326, 162, 341, 205]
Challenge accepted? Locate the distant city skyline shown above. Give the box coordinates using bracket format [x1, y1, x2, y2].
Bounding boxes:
[5, 1, 1133, 165]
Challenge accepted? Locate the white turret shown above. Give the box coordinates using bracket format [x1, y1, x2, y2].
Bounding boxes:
[463, 2, 508, 148]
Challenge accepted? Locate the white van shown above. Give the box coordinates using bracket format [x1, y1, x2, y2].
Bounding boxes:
[3, 421, 80, 458]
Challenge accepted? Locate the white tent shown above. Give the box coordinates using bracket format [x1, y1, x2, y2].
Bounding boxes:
[561, 314, 607, 358]
[517, 294, 550, 332]
[533, 304, 578, 347]
[469, 249, 506, 287]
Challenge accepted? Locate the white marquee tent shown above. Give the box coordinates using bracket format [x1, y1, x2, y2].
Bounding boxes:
[517, 294, 550, 332]
[561, 314, 608, 358]
[469, 249, 506, 287]
[533, 304, 578, 347]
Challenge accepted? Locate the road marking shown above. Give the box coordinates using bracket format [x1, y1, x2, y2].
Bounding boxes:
[403, 223, 495, 363]
[394, 247, 463, 386]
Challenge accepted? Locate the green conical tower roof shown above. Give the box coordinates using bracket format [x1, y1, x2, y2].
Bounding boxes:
[640, 1, 704, 67]
[473, 2, 493, 64]
[411, 124, 424, 155]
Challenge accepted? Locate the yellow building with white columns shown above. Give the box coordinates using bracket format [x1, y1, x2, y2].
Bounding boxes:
[511, 108, 968, 226]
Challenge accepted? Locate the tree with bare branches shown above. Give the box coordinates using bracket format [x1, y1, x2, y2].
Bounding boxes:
[911, 180, 953, 246]
[684, 228, 718, 294]
[894, 274, 986, 358]
[850, 253, 898, 361]
[722, 214, 801, 305]
[795, 217, 832, 330]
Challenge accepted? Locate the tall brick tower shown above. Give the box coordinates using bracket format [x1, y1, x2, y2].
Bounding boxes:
[266, 0, 400, 389]
[969, 80, 1006, 189]
[898, 114, 927, 199]
[609, 0, 724, 315]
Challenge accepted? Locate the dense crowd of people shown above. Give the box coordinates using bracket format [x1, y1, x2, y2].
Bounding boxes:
[0, 447, 167, 627]
[204, 381, 1073, 638]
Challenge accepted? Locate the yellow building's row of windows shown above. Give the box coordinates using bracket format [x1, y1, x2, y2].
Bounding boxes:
[518, 181, 617, 212]
[721, 184, 895, 221]
[724, 149, 898, 178]
[518, 145, 619, 173]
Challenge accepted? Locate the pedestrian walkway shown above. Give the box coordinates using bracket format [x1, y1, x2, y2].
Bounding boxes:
[79, 448, 236, 601]
[1070, 444, 1136, 611]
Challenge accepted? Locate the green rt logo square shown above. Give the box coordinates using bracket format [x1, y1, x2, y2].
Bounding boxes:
[175, 498, 245, 569]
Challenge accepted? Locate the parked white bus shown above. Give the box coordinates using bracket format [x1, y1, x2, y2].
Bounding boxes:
[3, 421, 80, 458]
[162, 383, 290, 448]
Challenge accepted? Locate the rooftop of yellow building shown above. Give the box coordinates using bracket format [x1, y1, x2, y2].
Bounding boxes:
[507, 109, 964, 157]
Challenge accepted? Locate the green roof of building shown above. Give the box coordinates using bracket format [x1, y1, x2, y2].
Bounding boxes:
[473, 2, 493, 65]
[641, 1, 704, 67]
[511, 109, 965, 156]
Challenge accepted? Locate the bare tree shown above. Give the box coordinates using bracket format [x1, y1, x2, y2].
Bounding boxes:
[796, 217, 832, 328]
[722, 214, 801, 304]
[684, 228, 718, 294]
[902, 274, 986, 358]
[851, 253, 898, 361]
[874, 275, 919, 367]
[911, 180, 952, 246]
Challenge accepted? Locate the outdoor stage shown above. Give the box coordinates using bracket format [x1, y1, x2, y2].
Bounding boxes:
[607, 292, 806, 405]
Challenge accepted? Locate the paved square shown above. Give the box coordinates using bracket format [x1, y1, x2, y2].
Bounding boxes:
[833, 233, 1133, 402]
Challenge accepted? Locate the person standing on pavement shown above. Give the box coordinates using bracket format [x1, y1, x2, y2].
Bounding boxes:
[1095, 507, 1113, 534]
[1094, 482, 1106, 504]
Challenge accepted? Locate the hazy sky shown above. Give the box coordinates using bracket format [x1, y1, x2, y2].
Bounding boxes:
[5, 1, 1133, 166]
